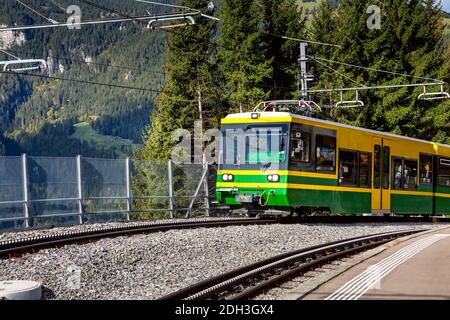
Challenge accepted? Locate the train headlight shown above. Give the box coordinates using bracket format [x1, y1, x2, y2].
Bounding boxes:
[222, 174, 234, 182]
[267, 174, 280, 182]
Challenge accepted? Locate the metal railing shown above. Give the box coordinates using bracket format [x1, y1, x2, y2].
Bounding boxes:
[0, 155, 214, 229]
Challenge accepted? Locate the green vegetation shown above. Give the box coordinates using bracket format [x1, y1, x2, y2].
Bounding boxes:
[0, 0, 166, 157]
[71, 122, 133, 158]
[1, 0, 449, 162]
[310, 0, 450, 143]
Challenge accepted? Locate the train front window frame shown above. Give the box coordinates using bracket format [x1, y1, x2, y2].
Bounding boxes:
[315, 135, 336, 173]
[220, 123, 289, 170]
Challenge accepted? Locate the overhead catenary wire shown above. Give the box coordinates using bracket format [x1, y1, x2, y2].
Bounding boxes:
[14, 0, 59, 24]
[0, 69, 162, 93]
[312, 57, 367, 88]
[0, 70, 202, 102]
[0, 49, 21, 60]
[3, 50, 167, 75]
[135, 0, 193, 13]
[313, 56, 442, 84]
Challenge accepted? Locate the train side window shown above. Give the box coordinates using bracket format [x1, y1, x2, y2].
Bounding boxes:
[315, 135, 336, 172]
[339, 150, 357, 186]
[392, 158, 403, 189]
[359, 152, 371, 188]
[438, 158, 450, 187]
[419, 154, 433, 184]
[382, 147, 390, 189]
[374, 145, 381, 188]
[291, 130, 310, 162]
[403, 159, 418, 190]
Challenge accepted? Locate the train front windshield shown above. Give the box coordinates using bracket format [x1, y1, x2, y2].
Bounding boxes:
[219, 124, 289, 170]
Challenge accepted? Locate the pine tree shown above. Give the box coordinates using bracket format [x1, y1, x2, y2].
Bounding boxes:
[311, 0, 450, 141]
[139, 0, 223, 161]
[219, 0, 272, 112]
[259, 0, 307, 99]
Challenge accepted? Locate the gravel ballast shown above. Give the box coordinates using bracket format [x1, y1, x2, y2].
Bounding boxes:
[0, 223, 443, 300]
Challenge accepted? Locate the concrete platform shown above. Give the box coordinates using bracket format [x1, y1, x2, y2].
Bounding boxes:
[0, 280, 42, 300]
[300, 227, 450, 300]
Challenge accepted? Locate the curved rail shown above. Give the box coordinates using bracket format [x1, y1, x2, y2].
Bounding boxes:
[160, 229, 426, 300]
[0, 217, 276, 258]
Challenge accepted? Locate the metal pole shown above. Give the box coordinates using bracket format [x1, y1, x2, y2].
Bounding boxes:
[299, 42, 308, 98]
[187, 165, 209, 218]
[125, 157, 131, 221]
[76, 155, 83, 225]
[167, 160, 174, 219]
[203, 162, 210, 217]
[21, 154, 30, 228]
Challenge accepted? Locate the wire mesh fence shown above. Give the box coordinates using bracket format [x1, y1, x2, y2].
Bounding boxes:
[0, 155, 220, 230]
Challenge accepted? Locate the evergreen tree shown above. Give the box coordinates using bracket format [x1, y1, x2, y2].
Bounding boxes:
[139, 0, 223, 161]
[259, 0, 307, 100]
[311, 0, 450, 142]
[219, 0, 272, 112]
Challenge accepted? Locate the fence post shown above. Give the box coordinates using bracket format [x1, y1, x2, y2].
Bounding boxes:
[186, 164, 209, 218]
[125, 157, 131, 221]
[167, 159, 174, 219]
[21, 154, 30, 228]
[76, 155, 83, 225]
[203, 162, 210, 217]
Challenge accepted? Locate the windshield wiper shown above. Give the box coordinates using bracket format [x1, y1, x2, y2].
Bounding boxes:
[261, 162, 272, 172]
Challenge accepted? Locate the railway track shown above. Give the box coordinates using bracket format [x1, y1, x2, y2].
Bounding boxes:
[160, 229, 426, 300]
[1, 214, 446, 259]
[286, 215, 450, 224]
[0, 217, 276, 259]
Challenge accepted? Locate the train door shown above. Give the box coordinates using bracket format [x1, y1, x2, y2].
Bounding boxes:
[381, 140, 392, 211]
[432, 155, 438, 215]
[372, 138, 382, 211]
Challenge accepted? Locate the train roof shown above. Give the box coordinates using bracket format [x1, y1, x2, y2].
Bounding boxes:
[222, 112, 450, 150]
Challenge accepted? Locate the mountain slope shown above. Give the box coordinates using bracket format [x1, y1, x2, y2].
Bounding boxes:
[0, 0, 171, 157]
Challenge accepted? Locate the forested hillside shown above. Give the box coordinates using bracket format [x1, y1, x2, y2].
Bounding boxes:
[0, 0, 449, 159]
[0, 0, 170, 157]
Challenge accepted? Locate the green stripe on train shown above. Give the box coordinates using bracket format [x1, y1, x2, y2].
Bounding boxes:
[217, 186, 371, 214]
[217, 174, 337, 185]
[391, 194, 433, 214]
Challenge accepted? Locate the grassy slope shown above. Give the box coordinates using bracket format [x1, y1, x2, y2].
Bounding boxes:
[71, 122, 134, 157]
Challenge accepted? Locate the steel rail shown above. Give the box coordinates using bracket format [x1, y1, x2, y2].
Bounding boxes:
[160, 229, 426, 300]
[0, 217, 276, 258]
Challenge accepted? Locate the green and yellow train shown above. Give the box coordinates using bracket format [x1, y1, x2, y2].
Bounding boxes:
[215, 108, 450, 216]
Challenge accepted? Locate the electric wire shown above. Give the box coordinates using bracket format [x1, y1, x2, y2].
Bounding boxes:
[1, 48, 167, 75]
[313, 56, 442, 83]
[14, 0, 58, 24]
[0, 69, 161, 93]
[135, 0, 193, 13]
[0, 49, 21, 60]
[312, 57, 367, 88]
